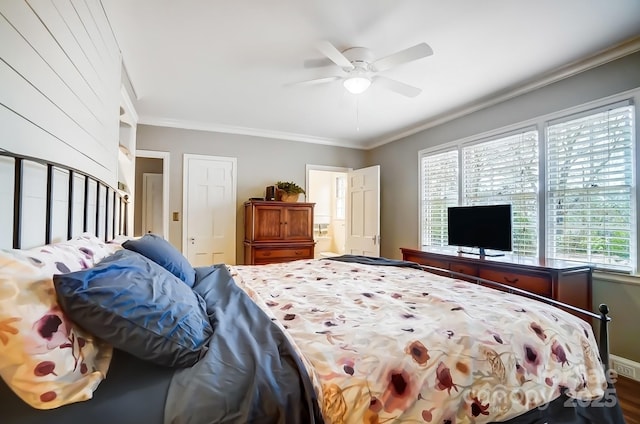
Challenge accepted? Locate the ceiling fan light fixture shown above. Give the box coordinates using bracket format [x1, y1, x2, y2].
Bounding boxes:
[343, 76, 371, 94]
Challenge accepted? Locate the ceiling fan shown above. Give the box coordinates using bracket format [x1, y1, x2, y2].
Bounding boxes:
[293, 41, 434, 98]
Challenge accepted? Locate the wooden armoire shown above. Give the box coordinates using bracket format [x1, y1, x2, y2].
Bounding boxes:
[243, 200, 315, 264]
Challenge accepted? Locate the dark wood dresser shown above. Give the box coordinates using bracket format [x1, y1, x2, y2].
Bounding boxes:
[244, 200, 315, 265]
[401, 247, 593, 318]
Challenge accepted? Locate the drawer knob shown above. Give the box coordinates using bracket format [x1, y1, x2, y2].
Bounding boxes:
[504, 277, 519, 284]
[295, 251, 302, 255]
[263, 252, 271, 256]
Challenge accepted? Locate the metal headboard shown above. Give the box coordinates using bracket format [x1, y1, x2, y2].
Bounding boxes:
[1, 149, 128, 249]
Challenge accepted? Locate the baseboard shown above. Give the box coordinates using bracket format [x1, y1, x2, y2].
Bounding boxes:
[610, 354, 640, 382]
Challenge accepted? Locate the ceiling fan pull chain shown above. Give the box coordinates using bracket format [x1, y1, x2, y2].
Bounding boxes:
[356, 97, 360, 132]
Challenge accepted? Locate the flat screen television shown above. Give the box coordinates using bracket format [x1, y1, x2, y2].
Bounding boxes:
[447, 204, 512, 256]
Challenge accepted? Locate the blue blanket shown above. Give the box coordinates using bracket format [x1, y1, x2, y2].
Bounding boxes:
[164, 264, 323, 424]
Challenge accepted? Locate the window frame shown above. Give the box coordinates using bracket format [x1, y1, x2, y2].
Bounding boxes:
[418, 88, 639, 275]
[419, 147, 459, 247]
[544, 100, 635, 271]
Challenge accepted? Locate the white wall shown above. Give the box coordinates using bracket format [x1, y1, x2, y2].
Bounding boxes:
[0, 0, 121, 186]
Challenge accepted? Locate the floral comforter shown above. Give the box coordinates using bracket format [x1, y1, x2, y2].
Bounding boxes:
[230, 259, 606, 424]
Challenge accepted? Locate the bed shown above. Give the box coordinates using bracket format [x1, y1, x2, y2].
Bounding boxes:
[0, 150, 626, 424]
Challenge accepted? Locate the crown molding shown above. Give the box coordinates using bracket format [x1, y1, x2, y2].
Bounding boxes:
[369, 36, 640, 149]
[137, 116, 367, 150]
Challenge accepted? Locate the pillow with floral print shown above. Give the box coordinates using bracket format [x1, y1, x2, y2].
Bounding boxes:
[54, 232, 121, 267]
[0, 248, 113, 409]
[2, 232, 122, 277]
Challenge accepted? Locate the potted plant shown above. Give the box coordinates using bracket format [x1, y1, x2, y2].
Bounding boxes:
[275, 181, 305, 202]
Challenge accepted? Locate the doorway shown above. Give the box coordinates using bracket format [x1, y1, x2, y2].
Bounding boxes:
[306, 165, 349, 258]
[134, 150, 170, 238]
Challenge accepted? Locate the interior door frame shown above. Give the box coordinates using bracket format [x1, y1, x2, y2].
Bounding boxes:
[182, 153, 237, 259]
[306, 164, 351, 255]
[135, 149, 170, 239]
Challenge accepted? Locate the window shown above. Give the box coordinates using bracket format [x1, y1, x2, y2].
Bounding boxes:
[546, 102, 635, 270]
[421, 149, 458, 246]
[420, 98, 636, 272]
[462, 130, 539, 257]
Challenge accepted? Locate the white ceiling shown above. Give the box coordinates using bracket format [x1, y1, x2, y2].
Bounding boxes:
[102, 0, 640, 149]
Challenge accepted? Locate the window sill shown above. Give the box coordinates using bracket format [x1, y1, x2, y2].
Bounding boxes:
[593, 270, 640, 286]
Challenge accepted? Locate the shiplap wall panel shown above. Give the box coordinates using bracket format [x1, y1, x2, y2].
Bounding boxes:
[0, 59, 111, 171]
[105, 187, 113, 239]
[51, 168, 70, 243]
[84, 0, 120, 63]
[70, 0, 117, 70]
[27, 0, 106, 119]
[0, 0, 120, 186]
[21, 161, 47, 249]
[85, 178, 97, 234]
[115, 193, 122, 237]
[51, 0, 115, 107]
[0, 2, 107, 146]
[0, 158, 14, 250]
[0, 105, 107, 182]
[71, 173, 85, 237]
[53, 0, 121, 117]
[97, 184, 106, 240]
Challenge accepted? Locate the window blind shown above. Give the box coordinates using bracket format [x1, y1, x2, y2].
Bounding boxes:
[546, 103, 635, 270]
[421, 149, 458, 247]
[462, 130, 539, 256]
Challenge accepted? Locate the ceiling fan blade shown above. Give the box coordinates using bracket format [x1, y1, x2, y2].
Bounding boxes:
[371, 42, 433, 72]
[373, 75, 422, 98]
[286, 76, 341, 87]
[315, 41, 354, 70]
[303, 57, 335, 68]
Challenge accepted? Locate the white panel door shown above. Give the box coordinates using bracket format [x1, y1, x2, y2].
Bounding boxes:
[142, 173, 164, 237]
[345, 165, 380, 257]
[183, 155, 237, 266]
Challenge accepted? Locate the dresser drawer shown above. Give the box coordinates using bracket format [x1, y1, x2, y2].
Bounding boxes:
[254, 247, 312, 260]
[449, 262, 478, 277]
[479, 268, 552, 297]
[447, 262, 478, 282]
[403, 253, 448, 270]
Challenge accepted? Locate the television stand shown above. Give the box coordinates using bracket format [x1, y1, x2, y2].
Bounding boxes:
[457, 248, 504, 257]
[400, 246, 593, 321]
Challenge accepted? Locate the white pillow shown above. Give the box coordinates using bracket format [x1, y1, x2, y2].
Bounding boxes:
[0, 235, 115, 409]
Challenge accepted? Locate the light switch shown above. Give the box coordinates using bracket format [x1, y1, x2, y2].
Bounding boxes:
[172, 212, 179, 221]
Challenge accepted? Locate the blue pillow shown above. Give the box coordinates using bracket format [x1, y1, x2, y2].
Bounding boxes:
[123, 234, 196, 287]
[53, 249, 212, 368]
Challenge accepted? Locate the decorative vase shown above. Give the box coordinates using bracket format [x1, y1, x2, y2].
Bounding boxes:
[276, 190, 299, 202]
